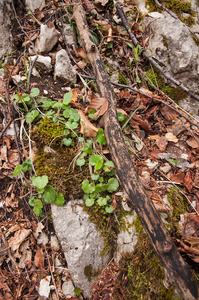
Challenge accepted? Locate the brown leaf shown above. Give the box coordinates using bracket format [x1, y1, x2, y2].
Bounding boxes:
[9, 228, 31, 251]
[85, 97, 108, 118]
[193, 215, 199, 225]
[95, 21, 112, 35]
[82, 0, 95, 11]
[165, 132, 178, 143]
[152, 200, 172, 212]
[184, 170, 192, 193]
[34, 11, 45, 21]
[0, 145, 8, 162]
[78, 110, 98, 137]
[116, 108, 128, 116]
[160, 106, 179, 120]
[47, 21, 55, 29]
[76, 48, 87, 59]
[186, 137, 199, 149]
[150, 149, 161, 159]
[149, 135, 160, 140]
[169, 172, 184, 184]
[156, 137, 168, 151]
[131, 114, 152, 131]
[34, 246, 44, 269]
[5, 193, 18, 208]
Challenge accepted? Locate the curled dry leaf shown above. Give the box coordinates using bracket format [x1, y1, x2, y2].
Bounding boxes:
[85, 97, 108, 118]
[78, 110, 98, 137]
[156, 137, 168, 151]
[186, 137, 199, 149]
[34, 246, 44, 269]
[160, 106, 179, 121]
[165, 132, 178, 143]
[9, 228, 32, 251]
[5, 192, 18, 208]
[184, 170, 192, 193]
[152, 200, 172, 212]
[76, 48, 87, 59]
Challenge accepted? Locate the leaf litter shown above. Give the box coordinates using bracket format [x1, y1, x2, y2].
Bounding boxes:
[1, 0, 199, 299]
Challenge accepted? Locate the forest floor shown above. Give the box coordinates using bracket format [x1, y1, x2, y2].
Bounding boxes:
[1, 0, 199, 299]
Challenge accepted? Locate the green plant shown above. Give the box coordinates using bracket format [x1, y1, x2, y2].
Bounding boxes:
[126, 43, 143, 65]
[14, 161, 65, 216]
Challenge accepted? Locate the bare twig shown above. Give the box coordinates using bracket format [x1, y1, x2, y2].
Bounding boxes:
[179, 116, 199, 145]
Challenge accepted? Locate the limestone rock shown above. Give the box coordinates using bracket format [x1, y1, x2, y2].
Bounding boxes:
[25, 0, 45, 12]
[54, 49, 76, 83]
[62, 24, 77, 48]
[143, 12, 199, 92]
[62, 280, 76, 298]
[51, 200, 111, 299]
[35, 24, 61, 54]
[30, 55, 52, 73]
[114, 213, 138, 264]
[0, 0, 13, 59]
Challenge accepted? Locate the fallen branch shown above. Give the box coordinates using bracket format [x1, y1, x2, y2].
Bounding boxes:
[114, 0, 199, 103]
[72, 1, 199, 299]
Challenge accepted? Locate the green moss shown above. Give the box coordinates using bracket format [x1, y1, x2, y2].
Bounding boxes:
[112, 216, 180, 300]
[84, 265, 93, 282]
[118, 73, 128, 85]
[146, 0, 195, 27]
[146, 68, 187, 102]
[166, 188, 188, 236]
[84, 199, 132, 256]
[31, 117, 89, 200]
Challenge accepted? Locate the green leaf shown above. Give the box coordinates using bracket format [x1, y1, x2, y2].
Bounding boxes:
[31, 175, 48, 189]
[29, 196, 37, 207]
[65, 120, 78, 130]
[85, 198, 95, 206]
[78, 137, 84, 142]
[105, 205, 114, 213]
[91, 173, 99, 180]
[63, 138, 72, 146]
[88, 109, 97, 120]
[63, 92, 73, 105]
[35, 199, 43, 208]
[25, 110, 39, 123]
[14, 165, 22, 177]
[54, 192, 65, 206]
[95, 183, 108, 192]
[30, 87, 40, 97]
[21, 159, 32, 172]
[33, 206, 43, 216]
[125, 42, 134, 49]
[117, 112, 125, 122]
[81, 139, 93, 154]
[74, 287, 82, 296]
[76, 158, 85, 166]
[104, 161, 114, 173]
[43, 185, 56, 203]
[107, 178, 119, 192]
[82, 180, 95, 193]
[89, 154, 103, 170]
[63, 108, 71, 119]
[97, 197, 107, 206]
[94, 128, 107, 145]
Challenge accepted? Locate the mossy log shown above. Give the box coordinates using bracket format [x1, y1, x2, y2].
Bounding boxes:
[72, 1, 199, 299]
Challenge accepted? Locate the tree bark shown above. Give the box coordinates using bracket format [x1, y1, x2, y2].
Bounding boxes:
[72, 2, 199, 299]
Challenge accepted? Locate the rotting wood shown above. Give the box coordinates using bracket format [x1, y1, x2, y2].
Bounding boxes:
[72, 1, 199, 299]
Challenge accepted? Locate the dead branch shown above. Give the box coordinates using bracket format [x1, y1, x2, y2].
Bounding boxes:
[72, 1, 199, 299]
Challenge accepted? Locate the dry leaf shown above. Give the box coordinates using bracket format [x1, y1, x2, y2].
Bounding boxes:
[131, 114, 152, 131]
[1, 145, 8, 162]
[149, 135, 160, 140]
[82, 0, 95, 11]
[184, 170, 192, 193]
[85, 97, 108, 118]
[76, 48, 87, 59]
[34, 246, 44, 269]
[5, 193, 18, 208]
[165, 132, 178, 143]
[193, 215, 199, 225]
[156, 137, 168, 151]
[47, 21, 55, 29]
[95, 20, 112, 34]
[186, 137, 199, 149]
[152, 200, 172, 212]
[34, 11, 45, 21]
[116, 108, 128, 116]
[78, 110, 98, 137]
[18, 249, 32, 269]
[169, 172, 184, 184]
[160, 106, 179, 120]
[9, 228, 31, 251]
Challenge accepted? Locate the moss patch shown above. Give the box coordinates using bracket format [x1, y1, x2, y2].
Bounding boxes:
[146, 68, 187, 102]
[31, 117, 89, 200]
[118, 73, 128, 85]
[112, 216, 180, 300]
[145, 0, 195, 27]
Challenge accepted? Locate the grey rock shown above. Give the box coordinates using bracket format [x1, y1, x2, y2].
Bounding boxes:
[51, 200, 111, 298]
[106, 58, 120, 71]
[30, 55, 52, 73]
[35, 24, 61, 54]
[114, 213, 138, 264]
[62, 280, 75, 297]
[62, 24, 77, 48]
[0, 0, 13, 59]
[25, 0, 45, 12]
[54, 49, 76, 83]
